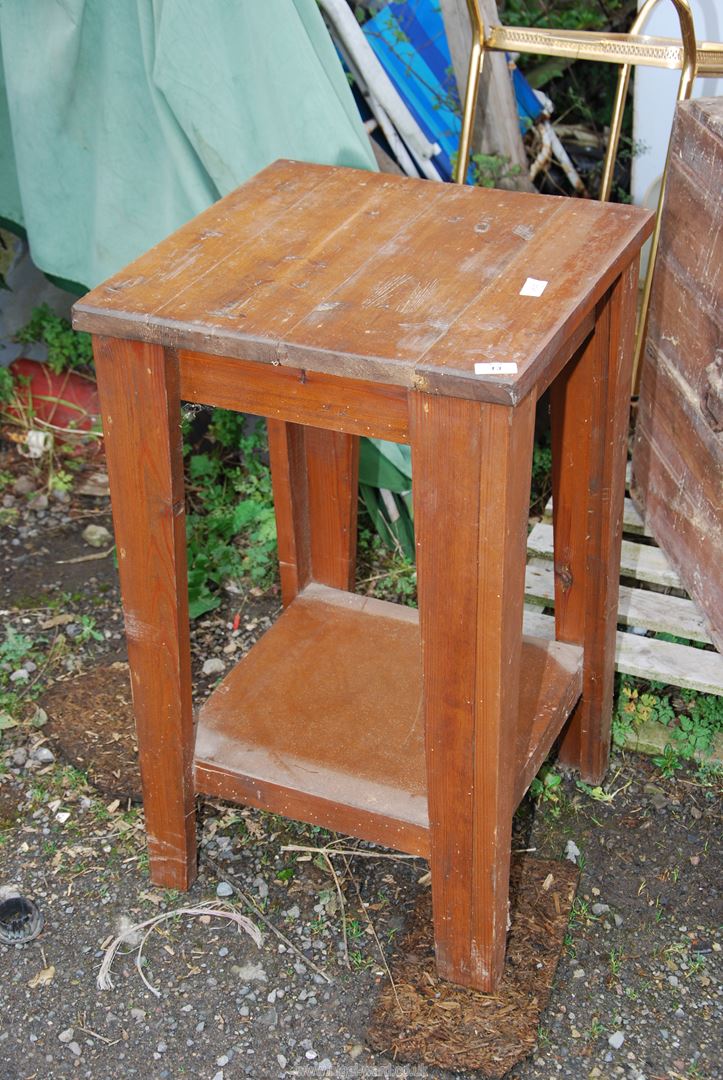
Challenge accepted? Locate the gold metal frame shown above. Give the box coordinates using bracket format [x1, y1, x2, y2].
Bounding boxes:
[455, 0, 723, 390]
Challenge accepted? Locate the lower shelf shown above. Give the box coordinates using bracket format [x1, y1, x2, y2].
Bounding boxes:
[194, 584, 583, 856]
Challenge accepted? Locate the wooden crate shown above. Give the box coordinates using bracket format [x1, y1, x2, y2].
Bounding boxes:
[524, 486, 723, 696]
[631, 98, 723, 652]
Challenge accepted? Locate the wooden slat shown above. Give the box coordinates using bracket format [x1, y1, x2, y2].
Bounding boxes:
[522, 610, 723, 697]
[544, 495, 649, 536]
[178, 352, 410, 443]
[527, 521, 682, 589]
[266, 420, 311, 608]
[524, 563, 714, 645]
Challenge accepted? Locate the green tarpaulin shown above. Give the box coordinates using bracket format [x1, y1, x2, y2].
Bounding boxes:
[0, 0, 375, 288]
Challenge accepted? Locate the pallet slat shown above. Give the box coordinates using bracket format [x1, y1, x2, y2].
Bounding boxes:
[524, 563, 713, 644]
[527, 522, 682, 590]
[544, 495, 649, 536]
[522, 609, 723, 696]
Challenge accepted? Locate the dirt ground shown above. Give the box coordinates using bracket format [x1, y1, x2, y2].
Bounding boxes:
[1, 451, 721, 1080]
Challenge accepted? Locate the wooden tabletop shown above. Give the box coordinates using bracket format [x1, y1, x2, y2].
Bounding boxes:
[73, 160, 653, 404]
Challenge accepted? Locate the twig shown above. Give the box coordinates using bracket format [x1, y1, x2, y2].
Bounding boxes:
[201, 852, 333, 983]
[281, 843, 421, 861]
[56, 546, 114, 565]
[322, 852, 350, 970]
[341, 851, 404, 1016]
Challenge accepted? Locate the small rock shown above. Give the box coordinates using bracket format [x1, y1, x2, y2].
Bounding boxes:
[13, 476, 35, 496]
[2, 494, 15, 508]
[573, 968, 586, 979]
[592, 903, 610, 916]
[216, 1055, 229, 1067]
[216, 881, 234, 898]
[28, 493, 48, 512]
[643, 783, 668, 811]
[565, 840, 581, 864]
[203, 658, 225, 676]
[32, 746, 55, 764]
[12, 748, 28, 767]
[130, 1009, 146, 1022]
[10, 669, 29, 683]
[608, 1031, 625, 1050]
[58, 1028, 74, 1043]
[348, 1043, 364, 1060]
[668, 975, 679, 987]
[258, 1007, 278, 1028]
[318, 1060, 332, 1071]
[82, 523, 112, 548]
[68, 1042, 82, 1057]
[212, 1073, 224, 1080]
[277, 1054, 287, 1069]
[613, 913, 623, 928]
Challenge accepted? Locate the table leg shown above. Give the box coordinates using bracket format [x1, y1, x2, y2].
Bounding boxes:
[94, 337, 196, 890]
[550, 262, 639, 783]
[411, 391, 536, 991]
[268, 421, 359, 601]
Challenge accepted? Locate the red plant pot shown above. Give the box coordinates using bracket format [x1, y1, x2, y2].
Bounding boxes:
[7, 357, 102, 444]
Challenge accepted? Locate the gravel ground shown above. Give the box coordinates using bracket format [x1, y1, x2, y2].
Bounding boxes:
[1, 455, 721, 1080]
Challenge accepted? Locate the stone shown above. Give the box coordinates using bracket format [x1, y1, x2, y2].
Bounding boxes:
[592, 903, 610, 916]
[12, 748, 28, 767]
[216, 881, 234, 898]
[13, 476, 35, 496]
[68, 1042, 82, 1057]
[608, 1031, 625, 1050]
[203, 658, 225, 676]
[32, 746, 55, 764]
[58, 1028, 74, 1043]
[82, 524, 112, 548]
[565, 840, 581, 863]
[28, 493, 48, 511]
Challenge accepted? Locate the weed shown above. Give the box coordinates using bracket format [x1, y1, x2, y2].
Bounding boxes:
[587, 1016, 605, 1041]
[609, 946, 623, 978]
[653, 744, 682, 779]
[184, 416, 277, 618]
[529, 765, 563, 806]
[349, 949, 374, 972]
[15, 304, 94, 374]
[346, 919, 364, 941]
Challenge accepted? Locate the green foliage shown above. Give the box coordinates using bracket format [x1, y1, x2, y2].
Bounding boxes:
[470, 152, 522, 189]
[184, 414, 277, 618]
[0, 366, 15, 403]
[614, 677, 722, 770]
[529, 764, 563, 804]
[499, 0, 627, 33]
[531, 435, 553, 514]
[16, 304, 94, 374]
[0, 626, 34, 669]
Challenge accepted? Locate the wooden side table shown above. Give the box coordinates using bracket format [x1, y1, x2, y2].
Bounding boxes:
[73, 161, 652, 992]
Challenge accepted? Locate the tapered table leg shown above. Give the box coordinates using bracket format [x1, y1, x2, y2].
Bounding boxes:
[411, 391, 536, 990]
[550, 261, 639, 783]
[94, 336, 196, 889]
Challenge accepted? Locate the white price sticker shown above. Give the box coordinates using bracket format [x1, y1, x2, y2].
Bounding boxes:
[520, 277, 548, 297]
[474, 362, 518, 376]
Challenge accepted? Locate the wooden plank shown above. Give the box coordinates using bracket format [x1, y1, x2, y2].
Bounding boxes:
[524, 562, 714, 645]
[522, 610, 723, 697]
[527, 522, 683, 590]
[193, 585, 429, 858]
[550, 263, 639, 783]
[93, 336, 196, 890]
[544, 495, 650, 536]
[411, 389, 535, 991]
[178, 351, 410, 443]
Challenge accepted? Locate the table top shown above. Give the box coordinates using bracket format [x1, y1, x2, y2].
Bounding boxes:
[74, 160, 653, 402]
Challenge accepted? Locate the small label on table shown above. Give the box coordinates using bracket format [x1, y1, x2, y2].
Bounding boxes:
[474, 362, 518, 376]
[520, 277, 548, 297]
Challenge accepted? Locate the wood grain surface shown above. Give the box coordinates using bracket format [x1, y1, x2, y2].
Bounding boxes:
[74, 160, 652, 405]
[93, 337, 196, 889]
[551, 264, 639, 783]
[411, 389, 536, 990]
